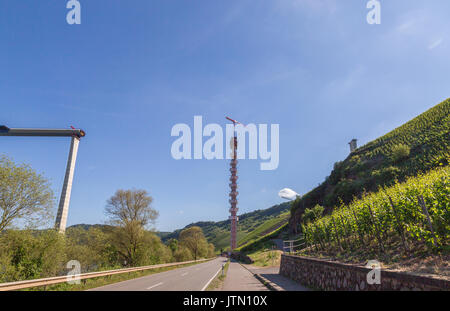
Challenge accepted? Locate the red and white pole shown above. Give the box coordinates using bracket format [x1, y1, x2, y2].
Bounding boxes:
[227, 117, 240, 251]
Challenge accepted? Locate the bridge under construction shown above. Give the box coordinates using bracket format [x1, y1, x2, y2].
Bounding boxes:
[0, 125, 86, 233]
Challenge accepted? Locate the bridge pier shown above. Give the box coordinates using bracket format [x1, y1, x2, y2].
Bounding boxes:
[55, 136, 80, 233]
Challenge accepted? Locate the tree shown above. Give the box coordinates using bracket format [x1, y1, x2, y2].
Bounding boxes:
[173, 245, 193, 262]
[167, 238, 178, 253]
[207, 243, 215, 258]
[65, 226, 115, 272]
[105, 189, 158, 228]
[138, 232, 173, 265]
[0, 156, 54, 232]
[0, 229, 66, 282]
[104, 189, 159, 266]
[178, 226, 208, 260]
[302, 204, 324, 224]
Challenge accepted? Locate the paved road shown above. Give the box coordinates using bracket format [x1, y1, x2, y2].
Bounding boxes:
[222, 260, 269, 291]
[90, 257, 228, 291]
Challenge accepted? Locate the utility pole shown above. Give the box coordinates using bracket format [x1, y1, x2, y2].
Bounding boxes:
[0, 125, 86, 233]
[226, 117, 240, 252]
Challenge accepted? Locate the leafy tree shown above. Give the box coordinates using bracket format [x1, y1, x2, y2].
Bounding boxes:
[138, 232, 173, 264]
[0, 156, 54, 232]
[65, 226, 115, 271]
[104, 189, 159, 266]
[167, 238, 178, 253]
[302, 204, 324, 223]
[173, 245, 193, 262]
[178, 226, 208, 260]
[207, 243, 215, 257]
[105, 189, 158, 228]
[0, 229, 65, 282]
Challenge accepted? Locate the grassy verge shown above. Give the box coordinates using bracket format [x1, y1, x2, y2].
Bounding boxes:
[205, 259, 230, 291]
[22, 260, 210, 291]
[247, 249, 283, 267]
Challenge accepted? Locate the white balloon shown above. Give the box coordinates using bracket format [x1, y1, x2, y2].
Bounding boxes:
[278, 188, 299, 201]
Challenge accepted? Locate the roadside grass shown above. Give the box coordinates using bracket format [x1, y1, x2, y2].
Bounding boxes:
[206, 259, 230, 291]
[22, 261, 209, 291]
[247, 248, 283, 267]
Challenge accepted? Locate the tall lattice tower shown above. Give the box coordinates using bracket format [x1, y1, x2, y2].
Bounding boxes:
[227, 117, 240, 251]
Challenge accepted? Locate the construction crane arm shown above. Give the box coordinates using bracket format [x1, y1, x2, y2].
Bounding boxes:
[0, 126, 85, 138]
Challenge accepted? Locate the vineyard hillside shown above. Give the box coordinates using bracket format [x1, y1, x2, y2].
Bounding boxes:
[300, 166, 449, 275]
[290, 98, 450, 232]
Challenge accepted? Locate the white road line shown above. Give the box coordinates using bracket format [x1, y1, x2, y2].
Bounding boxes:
[181, 272, 188, 276]
[147, 282, 163, 290]
[201, 266, 222, 291]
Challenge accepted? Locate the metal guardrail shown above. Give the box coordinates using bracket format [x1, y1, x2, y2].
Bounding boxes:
[283, 236, 305, 254]
[0, 258, 212, 291]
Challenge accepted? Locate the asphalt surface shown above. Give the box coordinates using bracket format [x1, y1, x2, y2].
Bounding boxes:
[244, 265, 309, 291]
[222, 260, 269, 291]
[89, 257, 228, 291]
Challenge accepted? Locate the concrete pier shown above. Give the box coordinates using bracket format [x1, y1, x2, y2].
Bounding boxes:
[55, 136, 80, 233]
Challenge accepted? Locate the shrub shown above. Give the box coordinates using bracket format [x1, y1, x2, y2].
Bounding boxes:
[326, 179, 364, 206]
[173, 246, 193, 262]
[0, 230, 66, 282]
[302, 205, 324, 223]
[391, 144, 410, 163]
[371, 166, 401, 185]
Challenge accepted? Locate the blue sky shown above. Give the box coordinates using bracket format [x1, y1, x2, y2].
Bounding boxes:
[1, 0, 449, 232]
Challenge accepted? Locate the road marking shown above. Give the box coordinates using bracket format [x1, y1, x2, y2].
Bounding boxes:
[181, 272, 188, 276]
[201, 266, 222, 291]
[147, 282, 163, 290]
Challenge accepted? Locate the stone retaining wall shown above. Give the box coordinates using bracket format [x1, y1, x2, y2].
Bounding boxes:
[280, 254, 449, 291]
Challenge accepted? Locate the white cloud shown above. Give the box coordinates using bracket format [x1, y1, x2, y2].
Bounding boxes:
[428, 38, 443, 50]
[278, 188, 299, 200]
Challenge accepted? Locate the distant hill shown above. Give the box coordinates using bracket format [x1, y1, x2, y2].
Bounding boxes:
[158, 202, 291, 251]
[67, 210, 289, 253]
[68, 224, 165, 236]
[289, 98, 450, 232]
[67, 224, 113, 231]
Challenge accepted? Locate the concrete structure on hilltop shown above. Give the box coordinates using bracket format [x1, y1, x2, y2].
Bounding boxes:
[349, 138, 357, 153]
